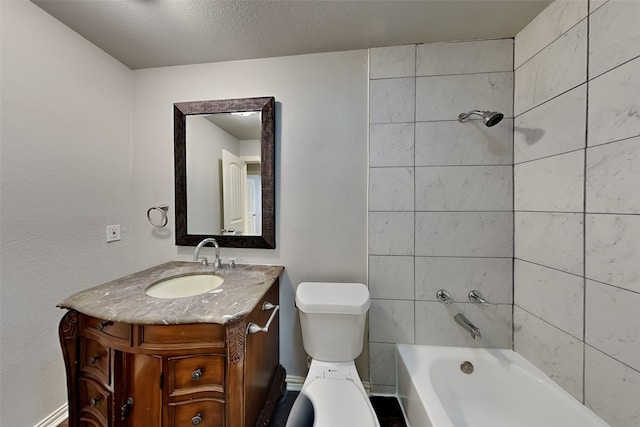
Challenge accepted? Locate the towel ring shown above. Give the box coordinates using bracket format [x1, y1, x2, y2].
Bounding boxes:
[147, 205, 169, 228]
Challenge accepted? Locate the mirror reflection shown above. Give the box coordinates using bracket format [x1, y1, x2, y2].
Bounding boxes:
[174, 96, 275, 249]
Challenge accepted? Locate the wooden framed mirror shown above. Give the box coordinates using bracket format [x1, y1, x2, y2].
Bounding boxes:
[174, 96, 275, 248]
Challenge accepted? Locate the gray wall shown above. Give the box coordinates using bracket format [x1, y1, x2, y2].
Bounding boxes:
[513, 1, 640, 426]
[367, 39, 515, 394]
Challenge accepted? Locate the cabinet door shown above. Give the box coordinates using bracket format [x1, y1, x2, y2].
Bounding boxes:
[120, 353, 162, 426]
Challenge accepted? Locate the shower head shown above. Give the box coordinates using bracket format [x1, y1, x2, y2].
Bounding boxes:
[458, 110, 504, 127]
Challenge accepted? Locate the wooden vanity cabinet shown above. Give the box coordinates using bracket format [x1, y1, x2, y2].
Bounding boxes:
[59, 280, 284, 427]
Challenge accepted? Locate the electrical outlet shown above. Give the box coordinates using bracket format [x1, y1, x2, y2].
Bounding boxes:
[106, 225, 121, 242]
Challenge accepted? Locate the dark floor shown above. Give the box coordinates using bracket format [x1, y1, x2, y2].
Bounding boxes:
[269, 390, 407, 427]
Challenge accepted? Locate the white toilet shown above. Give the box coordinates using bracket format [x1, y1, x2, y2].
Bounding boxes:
[286, 282, 380, 427]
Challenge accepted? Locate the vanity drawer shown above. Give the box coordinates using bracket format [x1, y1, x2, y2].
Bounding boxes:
[79, 338, 110, 384]
[169, 399, 224, 427]
[78, 377, 111, 427]
[139, 323, 225, 350]
[168, 354, 225, 396]
[81, 315, 131, 346]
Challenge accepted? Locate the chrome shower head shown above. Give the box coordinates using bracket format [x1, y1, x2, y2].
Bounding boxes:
[458, 110, 504, 127]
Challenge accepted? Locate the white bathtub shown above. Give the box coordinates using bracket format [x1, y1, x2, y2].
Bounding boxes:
[396, 344, 610, 427]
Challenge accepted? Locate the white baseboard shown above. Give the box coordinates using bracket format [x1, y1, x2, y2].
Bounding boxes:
[34, 403, 68, 427]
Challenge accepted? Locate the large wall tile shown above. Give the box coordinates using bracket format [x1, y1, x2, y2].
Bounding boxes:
[416, 166, 512, 211]
[514, 85, 586, 163]
[369, 299, 414, 343]
[515, 0, 588, 68]
[369, 255, 414, 300]
[369, 342, 397, 388]
[416, 212, 513, 257]
[585, 214, 640, 292]
[514, 212, 583, 275]
[584, 346, 640, 427]
[514, 260, 584, 338]
[416, 72, 513, 122]
[370, 45, 416, 79]
[589, 0, 640, 79]
[588, 57, 640, 147]
[370, 123, 414, 167]
[515, 21, 587, 115]
[586, 136, 640, 214]
[370, 77, 415, 124]
[416, 39, 512, 76]
[415, 120, 513, 166]
[514, 150, 584, 212]
[369, 167, 414, 211]
[514, 307, 584, 401]
[368, 212, 414, 256]
[415, 301, 512, 348]
[415, 257, 512, 304]
[585, 280, 640, 371]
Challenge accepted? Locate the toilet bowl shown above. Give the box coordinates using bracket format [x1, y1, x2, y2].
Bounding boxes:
[286, 282, 380, 427]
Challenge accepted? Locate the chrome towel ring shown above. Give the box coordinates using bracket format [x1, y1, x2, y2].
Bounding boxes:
[147, 205, 169, 228]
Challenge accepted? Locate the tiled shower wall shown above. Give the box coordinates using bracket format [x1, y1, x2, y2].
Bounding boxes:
[367, 39, 515, 394]
[513, 1, 640, 426]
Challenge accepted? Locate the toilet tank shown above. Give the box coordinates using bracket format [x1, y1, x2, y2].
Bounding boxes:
[296, 282, 370, 362]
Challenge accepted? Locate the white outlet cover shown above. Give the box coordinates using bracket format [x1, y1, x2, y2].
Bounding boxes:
[106, 225, 121, 242]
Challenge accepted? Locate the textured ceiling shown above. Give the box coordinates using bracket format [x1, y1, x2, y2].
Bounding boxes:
[32, 0, 551, 70]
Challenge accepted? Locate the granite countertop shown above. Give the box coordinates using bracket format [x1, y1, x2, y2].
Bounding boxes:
[58, 261, 284, 325]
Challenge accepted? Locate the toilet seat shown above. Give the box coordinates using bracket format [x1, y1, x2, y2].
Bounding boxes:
[303, 377, 379, 427]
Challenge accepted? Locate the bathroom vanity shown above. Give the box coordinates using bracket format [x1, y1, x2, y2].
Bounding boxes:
[58, 261, 284, 427]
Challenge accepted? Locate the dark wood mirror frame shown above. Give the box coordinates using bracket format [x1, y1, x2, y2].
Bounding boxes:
[174, 96, 276, 248]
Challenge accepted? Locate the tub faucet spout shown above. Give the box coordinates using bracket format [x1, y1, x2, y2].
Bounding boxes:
[454, 313, 481, 340]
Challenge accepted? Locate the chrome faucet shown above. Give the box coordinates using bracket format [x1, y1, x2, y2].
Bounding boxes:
[454, 313, 482, 340]
[468, 290, 490, 305]
[193, 238, 221, 268]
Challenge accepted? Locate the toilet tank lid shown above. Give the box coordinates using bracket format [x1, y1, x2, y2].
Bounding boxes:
[296, 282, 370, 315]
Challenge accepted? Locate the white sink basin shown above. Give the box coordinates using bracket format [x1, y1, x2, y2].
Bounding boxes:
[145, 274, 224, 298]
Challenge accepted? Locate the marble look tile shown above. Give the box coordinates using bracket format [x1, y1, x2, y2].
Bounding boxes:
[369, 167, 414, 211]
[369, 255, 414, 300]
[515, 21, 587, 115]
[369, 299, 414, 343]
[416, 72, 513, 122]
[513, 307, 584, 401]
[369, 77, 415, 124]
[585, 214, 640, 292]
[415, 119, 513, 166]
[369, 342, 397, 387]
[416, 212, 513, 257]
[589, 0, 640, 79]
[370, 44, 416, 79]
[514, 150, 584, 212]
[515, 0, 588, 68]
[585, 280, 640, 371]
[370, 123, 414, 167]
[585, 345, 640, 427]
[415, 301, 512, 348]
[588, 58, 640, 147]
[415, 257, 512, 304]
[416, 166, 512, 211]
[514, 260, 584, 338]
[368, 212, 414, 256]
[416, 39, 513, 76]
[589, 0, 609, 14]
[514, 84, 586, 163]
[586, 136, 640, 214]
[514, 212, 583, 275]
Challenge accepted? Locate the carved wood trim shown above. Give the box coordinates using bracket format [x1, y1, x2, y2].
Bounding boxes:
[227, 321, 246, 364]
[60, 310, 79, 340]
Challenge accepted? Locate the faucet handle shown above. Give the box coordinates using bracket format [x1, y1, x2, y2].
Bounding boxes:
[468, 290, 493, 305]
[198, 257, 209, 266]
[436, 289, 453, 304]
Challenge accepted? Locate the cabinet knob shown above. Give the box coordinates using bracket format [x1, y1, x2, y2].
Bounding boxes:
[90, 354, 103, 364]
[90, 397, 102, 407]
[191, 414, 202, 425]
[191, 368, 203, 381]
[97, 320, 113, 331]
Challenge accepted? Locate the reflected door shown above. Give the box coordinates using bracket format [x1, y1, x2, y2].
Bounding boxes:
[221, 150, 247, 234]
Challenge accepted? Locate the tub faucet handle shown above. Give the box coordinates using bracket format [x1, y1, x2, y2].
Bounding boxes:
[436, 289, 453, 304]
[468, 290, 493, 305]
